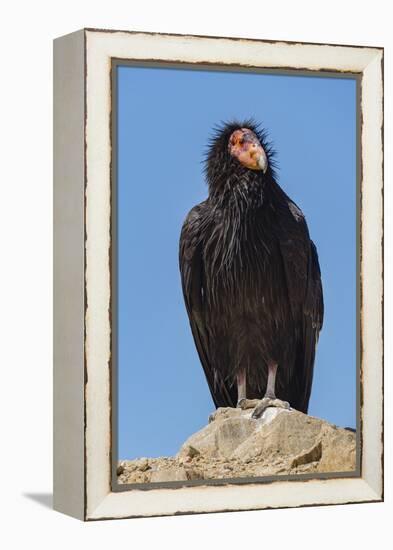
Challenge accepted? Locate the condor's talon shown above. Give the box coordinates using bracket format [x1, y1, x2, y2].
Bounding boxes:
[237, 398, 261, 410]
[251, 397, 290, 419]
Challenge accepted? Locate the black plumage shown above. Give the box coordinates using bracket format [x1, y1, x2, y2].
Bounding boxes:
[179, 120, 323, 414]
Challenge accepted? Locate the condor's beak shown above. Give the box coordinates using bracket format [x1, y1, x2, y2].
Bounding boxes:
[256, 147, 268, 173]
[247, 141, 268, 173]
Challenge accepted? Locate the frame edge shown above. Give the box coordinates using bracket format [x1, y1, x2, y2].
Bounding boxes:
[83, 29, 384, 520]
[53, 29, 86, 521]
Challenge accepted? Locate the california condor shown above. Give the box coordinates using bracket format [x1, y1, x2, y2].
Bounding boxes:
[179, 120, 323, 418]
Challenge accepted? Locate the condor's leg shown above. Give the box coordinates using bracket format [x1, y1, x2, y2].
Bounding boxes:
[236, 370, 260, 409]
[237, 370, 246, 403]
[251, 362, 290, 419]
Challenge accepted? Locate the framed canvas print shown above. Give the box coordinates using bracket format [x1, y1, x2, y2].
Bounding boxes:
[53, 28, 384, 521]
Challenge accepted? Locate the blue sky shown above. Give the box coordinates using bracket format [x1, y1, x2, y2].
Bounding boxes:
[117, 65, 357, 460]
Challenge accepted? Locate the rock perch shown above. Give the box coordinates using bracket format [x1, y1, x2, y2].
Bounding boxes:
[118, 407, 356, 484]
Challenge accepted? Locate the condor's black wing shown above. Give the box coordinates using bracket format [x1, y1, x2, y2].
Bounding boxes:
[179, 203, 237, 408]
[277, 199, 324, 413]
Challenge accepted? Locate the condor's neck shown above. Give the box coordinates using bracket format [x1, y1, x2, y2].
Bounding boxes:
[208, 171, 272, 213]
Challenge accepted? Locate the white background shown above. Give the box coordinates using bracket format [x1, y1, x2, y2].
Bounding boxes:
[1, 1, 391, 548]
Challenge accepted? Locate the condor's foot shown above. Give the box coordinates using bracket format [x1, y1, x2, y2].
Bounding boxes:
[251, 397, 290, 419]
[237, 398, 261, 410]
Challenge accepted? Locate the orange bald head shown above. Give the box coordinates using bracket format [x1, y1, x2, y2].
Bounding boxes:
[228, 128, 268, 172]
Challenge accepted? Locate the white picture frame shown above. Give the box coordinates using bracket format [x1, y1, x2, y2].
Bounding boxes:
[53, 28, 383, 521]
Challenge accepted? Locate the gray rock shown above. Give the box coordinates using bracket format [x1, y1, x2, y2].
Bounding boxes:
[135, 458, 150, 472]
[150, 467, 188, 482]
[179, 406, 356, 474]
[180, 408, 257, 459]
[118, 406, 356, 483]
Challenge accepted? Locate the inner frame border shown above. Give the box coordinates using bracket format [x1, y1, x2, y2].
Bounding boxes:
[109, 58, 362, 493]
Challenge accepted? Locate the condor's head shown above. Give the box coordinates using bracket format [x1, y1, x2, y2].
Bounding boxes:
[204, 120, 275, 197]
[228, 127, 268, 172]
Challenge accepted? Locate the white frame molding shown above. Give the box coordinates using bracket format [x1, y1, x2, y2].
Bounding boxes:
[53, 28, 383, 521]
